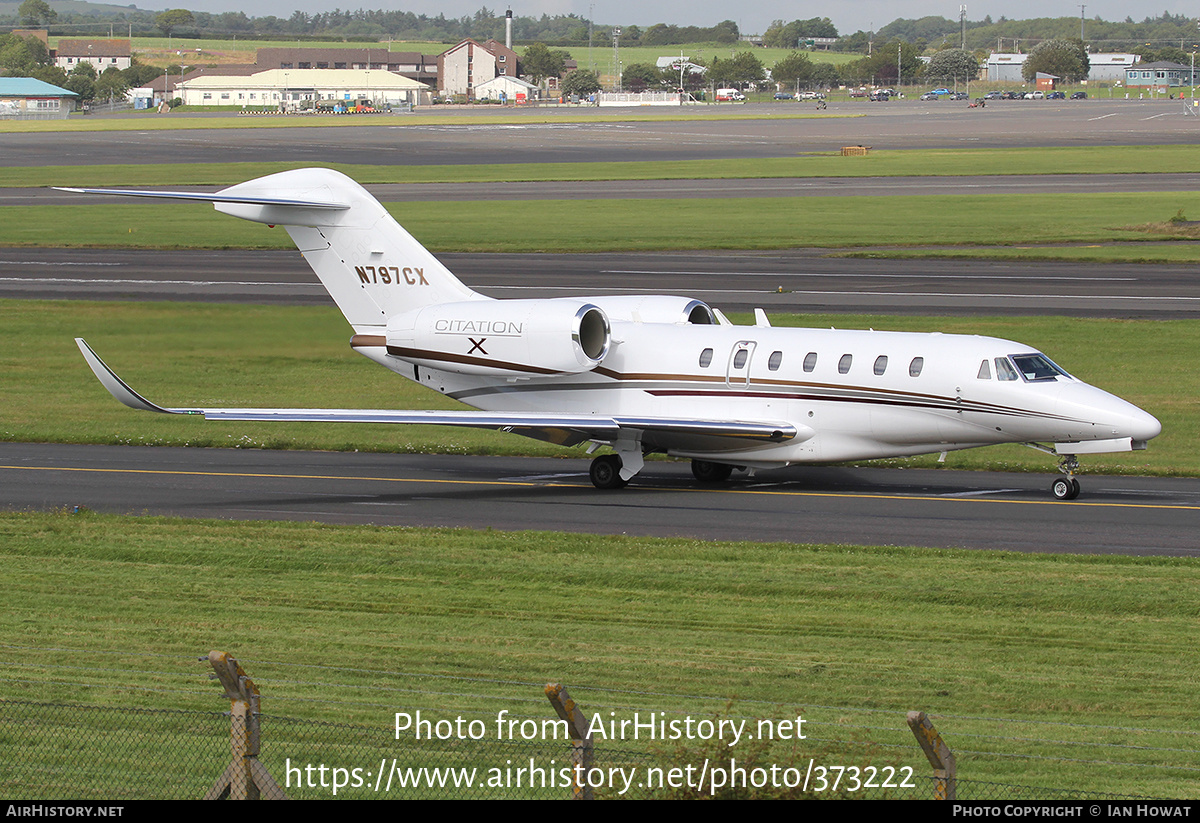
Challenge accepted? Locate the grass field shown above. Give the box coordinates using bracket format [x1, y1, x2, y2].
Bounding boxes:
[7, 146, 1200, 188]
[3, 510, 1199, 797]
[5, 192, 1198, 265]
[0, 300, 1189, 476]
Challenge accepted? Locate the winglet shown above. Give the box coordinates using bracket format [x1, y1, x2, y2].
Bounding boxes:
[75, 338, 195, 415]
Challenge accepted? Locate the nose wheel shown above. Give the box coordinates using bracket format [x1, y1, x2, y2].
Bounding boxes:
[1051, 453, 1081, 500]
[1051, 476, 1080, 500]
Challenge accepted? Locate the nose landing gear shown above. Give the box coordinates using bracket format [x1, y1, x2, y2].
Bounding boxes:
[1051, 454, 1081, 500]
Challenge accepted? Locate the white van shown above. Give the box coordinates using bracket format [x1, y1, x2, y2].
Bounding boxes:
[715, 88, 745, 102]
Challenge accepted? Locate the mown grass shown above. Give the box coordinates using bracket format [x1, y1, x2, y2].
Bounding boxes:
[4, 193, 1199, 257]
[6, 145, 1200, 188]
[0, 300, 1189, 476]
[2, 510, 1199, 797]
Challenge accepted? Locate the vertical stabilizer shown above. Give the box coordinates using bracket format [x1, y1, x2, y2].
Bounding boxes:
[213, 169, 486, 331]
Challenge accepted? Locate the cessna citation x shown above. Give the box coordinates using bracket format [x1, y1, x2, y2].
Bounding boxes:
[67, 169, 1161, 499]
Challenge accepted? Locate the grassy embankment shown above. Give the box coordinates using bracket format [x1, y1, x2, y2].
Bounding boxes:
[2, 509, 1199, 797]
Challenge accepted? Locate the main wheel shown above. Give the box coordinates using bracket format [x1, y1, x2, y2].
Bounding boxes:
[1051, 477, 1081, 500]
[589, 454, 628, 490]
[691, 460, 734, 483]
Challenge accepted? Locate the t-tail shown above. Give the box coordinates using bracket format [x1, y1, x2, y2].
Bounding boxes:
[59, 168, 486, 332]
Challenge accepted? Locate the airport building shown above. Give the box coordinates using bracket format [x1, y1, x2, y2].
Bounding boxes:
[175, 68, 430, 109]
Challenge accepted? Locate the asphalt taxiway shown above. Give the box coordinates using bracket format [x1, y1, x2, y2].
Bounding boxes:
[3, 443, 1197, 555]
[3, 98, 1198, 166]
[3, 247, 1198, 318]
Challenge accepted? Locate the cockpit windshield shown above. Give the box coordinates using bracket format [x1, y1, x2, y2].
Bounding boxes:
[1010, 353, 1070, 382]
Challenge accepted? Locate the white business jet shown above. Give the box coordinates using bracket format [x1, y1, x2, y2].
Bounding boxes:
[67, 169, 1161, 499]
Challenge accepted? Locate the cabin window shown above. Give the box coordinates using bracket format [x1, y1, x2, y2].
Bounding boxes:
[977, 359, 991, 379]
[909, 357, 924, 377]
[995, 357, 1019, 381]
[803, 352, 817, 372]
[699, 348, 713, 368]
[838, 354, 853, 374]
[873, 355, 888, 376]
[733, 349, 749, 369]
[768, 351, 782, 371]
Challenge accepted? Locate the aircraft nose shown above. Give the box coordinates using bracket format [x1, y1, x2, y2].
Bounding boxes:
[1126, 405, 1162, 443]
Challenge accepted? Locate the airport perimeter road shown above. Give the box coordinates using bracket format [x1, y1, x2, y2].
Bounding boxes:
[3, 99, 1198, 167]
[2, 443, 1196, 556]
[4, 247, 1199, 318]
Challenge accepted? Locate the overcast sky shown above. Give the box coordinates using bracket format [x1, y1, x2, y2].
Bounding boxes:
[174, 0, 1196, 37]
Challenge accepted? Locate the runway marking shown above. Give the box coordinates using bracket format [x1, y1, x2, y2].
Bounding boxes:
[4, 463, 1199, 511]
[1089, 113, 1119, 121]
[489, 285, 1200, 303]
[0, 261, 122, 267]
[938, 489, 1024, 497]
[0, 277, 323, 288]
[604, 270, 1137, 282]
[1140, 112, 1175, 120]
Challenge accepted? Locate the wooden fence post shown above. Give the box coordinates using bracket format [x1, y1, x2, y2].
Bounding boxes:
[545, 683, 594, 800]
[204, 650, 287, 800]
[907, 710, 956, 800]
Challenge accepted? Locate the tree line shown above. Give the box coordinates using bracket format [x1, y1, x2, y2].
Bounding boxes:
[3, 4, 1195, 55]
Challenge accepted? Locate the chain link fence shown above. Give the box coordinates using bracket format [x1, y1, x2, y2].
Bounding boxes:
[0, 698, 1155, 800]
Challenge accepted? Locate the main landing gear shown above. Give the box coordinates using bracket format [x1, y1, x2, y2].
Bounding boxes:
[587, 455, 737, 489]
[691, 460, 734, 483]
[589, 454, 628, 489]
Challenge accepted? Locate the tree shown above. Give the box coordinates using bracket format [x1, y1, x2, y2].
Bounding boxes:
[156, 9, 196, 38]
[771, 52, 814, 89]
[621, 62, 663, 91]
[849, 39, 923, 85]
[925, 48, 980, 83]
[521, 42, 569, 84]
[18, 0, 57, 26]
[810, 63, 840, 90]
[95, 67, 131, 104]
[560, 68, 601, 96]
[1021, 38, 1090, 83]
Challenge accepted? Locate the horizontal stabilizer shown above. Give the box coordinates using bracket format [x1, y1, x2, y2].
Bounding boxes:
[53, 186, 349, 210]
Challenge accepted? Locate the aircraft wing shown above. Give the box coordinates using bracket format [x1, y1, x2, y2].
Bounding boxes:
[77, 339, 801, 450]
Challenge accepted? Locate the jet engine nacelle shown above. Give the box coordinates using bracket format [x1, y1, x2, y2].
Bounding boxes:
[582, 295, 716, 325]
[385, 299, 611, 377]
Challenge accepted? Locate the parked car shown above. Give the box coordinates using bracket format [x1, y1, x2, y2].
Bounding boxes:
[799, 91, 825, 100]
[1047, 91, 1066, 100]
[951, 92, 969, 100]
[931, 88, 951, 95]
[984, 91, 1003, 99]
[773, 92, 793, 100]
[1071, 91, 1088, 99]
[919, 92, 940, 101]
[869, 89, 892, 101]
[1024, 91, 1045, 99]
